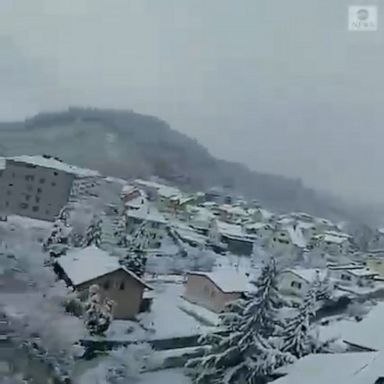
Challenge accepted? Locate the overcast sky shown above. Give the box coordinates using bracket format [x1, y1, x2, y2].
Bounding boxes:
[0, 0, 383, 203]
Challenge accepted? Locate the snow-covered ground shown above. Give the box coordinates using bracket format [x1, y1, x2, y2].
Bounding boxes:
[140, 282, 217, 339]
[140, 369, 191, 384]
[320, 301, 382, 350]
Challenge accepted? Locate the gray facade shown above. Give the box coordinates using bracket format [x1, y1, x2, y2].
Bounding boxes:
[0, 159, 75, 221]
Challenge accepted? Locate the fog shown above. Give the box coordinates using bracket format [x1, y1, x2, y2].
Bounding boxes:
[0, 0, 383, 203]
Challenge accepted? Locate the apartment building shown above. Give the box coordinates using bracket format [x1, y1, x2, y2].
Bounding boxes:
[0, 155, 100, 221]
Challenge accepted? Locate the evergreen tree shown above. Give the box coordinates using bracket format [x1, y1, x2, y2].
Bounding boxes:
[244, 258, 287, 338]
[83, 215, 103, 248]
[128, 221, 152, 252]
[120, 222, 151, 277]
[186, 258, 293, 384]
[281, 287, 316, 358]
[84, 284, 113, 336]
[43, 220, 70, 257]
[114, 212, 129, 248]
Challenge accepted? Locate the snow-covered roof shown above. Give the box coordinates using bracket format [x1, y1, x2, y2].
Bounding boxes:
[320, 302, 384, 350]
[5, 155, 100, 177]
[347, 268, 377, 277]
[219, 204, 247, 216]
[245, 222, 271, 231]
[216, 221, 244, 237]
[126, 205, 167, 224]
[125, 195, 146, 210]
[314, 231, 349, 244]
[133, 179, 180, 198]
[286, 226, 307, 248]
[281, 268, 327, 283]
[56, 246, 151, 288]
[187, 269, 255, 293]
[121, 184, 138, 195]
[0, 158, 5, 170]
[274, 352, 383, 384]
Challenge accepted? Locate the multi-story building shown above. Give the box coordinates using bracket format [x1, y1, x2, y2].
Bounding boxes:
[0, 155, 100, 221]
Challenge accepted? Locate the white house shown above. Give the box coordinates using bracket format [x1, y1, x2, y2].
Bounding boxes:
[248, 207, 274, 223]
[244, 222, 274, 244]
[278, 268, 327, 298]
[208, 220, 256, 256]
[328, 265, 377, 287]
[309, 231, 351, 258]
[189, 206, 215, 235]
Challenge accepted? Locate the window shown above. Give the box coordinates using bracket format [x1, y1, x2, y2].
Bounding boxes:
[39, 178, 46, 184]
[51, 182, 56, 187]
[25, 175, 34, 181]
[8, 183, 13, 187]
[35, 196, 40, 203]
[103, 280, 110, 290]
[210, 290, 215, 297]
[45, 210, 50, 215]
[53, 171, 58, 176]
[5, 202, 9, 207]
[19, 202, 28, 210]
[25, 194, 31, 201]
[11, 172, 15, 178]
[290, 281, 302, 289]
[341, 274, 352, 281]
[119, 282, 125, 290]
[6, 191, 11, 196]
[37, 188, 42, 194]
[26, 185, 33, 192]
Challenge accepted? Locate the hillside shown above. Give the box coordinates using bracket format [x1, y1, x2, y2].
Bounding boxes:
[0, 107, 355, 219]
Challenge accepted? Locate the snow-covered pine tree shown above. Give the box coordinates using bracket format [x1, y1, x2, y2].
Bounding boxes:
[121, 251, 147, 277]
[114, 211, 129, 248]
[84, 284, 113, 336]
[120, 222, 151, 277]
[43, 220, 70, 257]
[83, 215, 103, 248]
[128, 221, 152, 252]
[186, 258, 293, 384]
[281, 286, 317, 358]
[243, 257, 287, 338]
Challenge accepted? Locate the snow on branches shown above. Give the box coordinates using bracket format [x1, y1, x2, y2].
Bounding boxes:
[186, 258, 293, 384]
[83, 215, 103, 248]
[84, 284, 114, 336]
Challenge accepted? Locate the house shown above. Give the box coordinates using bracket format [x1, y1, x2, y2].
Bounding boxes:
[366, 251, 384, 278]
[278, 268, 327, 298]
[0, 155, 100, 221]
[168, 195, 197, 214]
[183, 269, 254, 313]
[120, 185, 142, 204]
[248, 207, 274, 223]
[328, 265, 377, 287]
[208, 220, 256, 256]
[308, 231, 351, 258]
[125, 205, 167, 248]
[217, 204, 248, 224]
[267, 228, 299, 257]
[54, 246, 152, 320]
[132, 179, 181, 212]
[189, 207, 215, 235]
[244, 223, 274, 244]
[272, 351, 384, 384]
